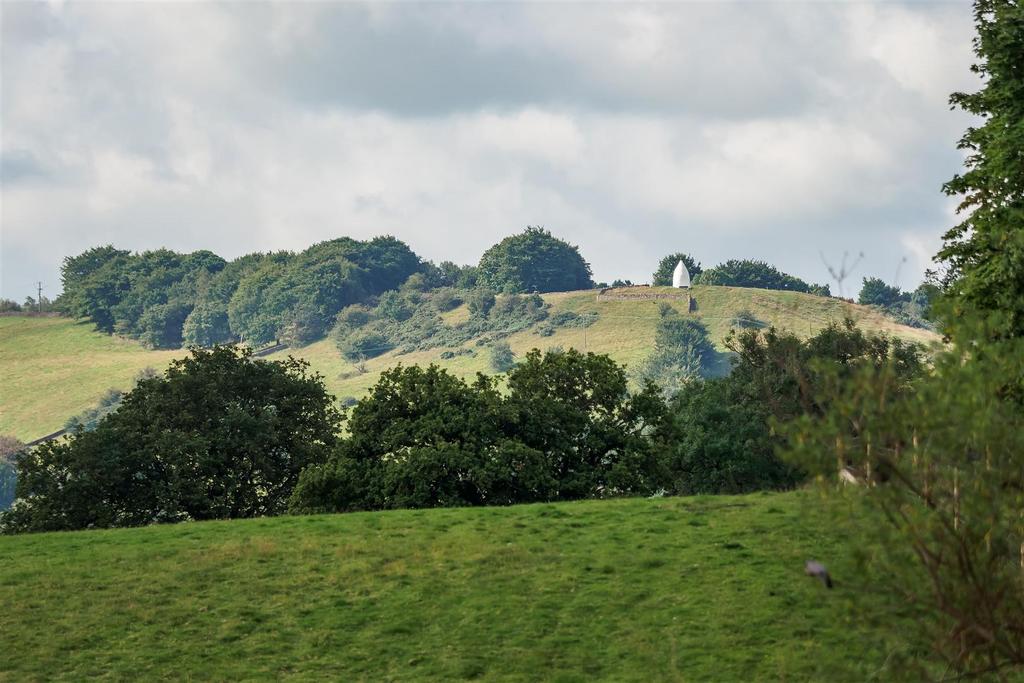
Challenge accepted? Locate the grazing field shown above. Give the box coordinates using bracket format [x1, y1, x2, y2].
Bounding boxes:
[0, 316, 181, 441]
[0, 491, 909, 681]
[0, 287, 940, 440]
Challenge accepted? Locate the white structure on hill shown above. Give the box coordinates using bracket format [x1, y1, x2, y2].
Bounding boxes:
[672, 260, 691, 288]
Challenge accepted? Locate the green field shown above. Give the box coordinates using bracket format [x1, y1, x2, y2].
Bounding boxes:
[0, 491, 907, 681]
[0, 287, 939, 441]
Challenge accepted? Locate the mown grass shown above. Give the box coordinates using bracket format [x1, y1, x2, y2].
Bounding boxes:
[0, 491, 908, 681]
[0, 287, 939, 440]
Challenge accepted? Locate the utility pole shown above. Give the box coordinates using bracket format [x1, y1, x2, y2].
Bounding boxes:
[36, 282, 43, 313]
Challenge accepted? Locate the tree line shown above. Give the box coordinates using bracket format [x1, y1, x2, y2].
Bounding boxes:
[0, 318, 923, 532]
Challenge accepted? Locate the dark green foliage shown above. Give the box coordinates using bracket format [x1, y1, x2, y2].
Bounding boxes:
[431, 287, 463, 312]
[652, 253, 703, 286]
[477, 227, 593, 293]
[611, 279, 634, 288]
[489, 341, 516, 372]
[858, 277, 906, 308]
[652, 379, 796, 495]
[694, 259, 812, 293]
[2, 347, 339, 533]
[787, 321, 1024, 678]
[634, 314, 717, 393]
[0, 299, 21, 313]
[466, 289, 496, 317]
[290, 350, 666, 514]
[649, 320, 922, 497]
[182, 302, 232, 347]
[939, 0, 1024, 341]
[375, 291, 414, 322]
[0, 436, 24, 511]
[58, 236, 423, 349]
[340, 331, 393, 361]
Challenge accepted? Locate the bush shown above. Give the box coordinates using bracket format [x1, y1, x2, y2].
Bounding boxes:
[340, 331, 393, 361]
[432, 287, 463, 312]
[467, 289, 496, 318]
[490, 341, 516, 372]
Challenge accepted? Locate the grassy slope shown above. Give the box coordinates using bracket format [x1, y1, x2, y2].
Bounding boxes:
[0, 491, 900, 681]
[0, 317, 181, 441]
[270, 285, 940, 403]
[0, 287, 939, 440]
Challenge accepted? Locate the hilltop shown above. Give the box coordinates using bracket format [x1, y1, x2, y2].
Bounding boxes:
[0, 491, 909, 680]
[0, 286, 939, 441]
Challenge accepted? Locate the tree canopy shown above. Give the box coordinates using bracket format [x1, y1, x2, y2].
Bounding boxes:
[477, 227, 593, 293]
[652, 253, 702, 286]
[2, 347, 340, 533]
[694, 259, 819, 293]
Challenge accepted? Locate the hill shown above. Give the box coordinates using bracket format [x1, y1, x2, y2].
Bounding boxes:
[0, 287, 940, 441]
[0, 491, 906, 680]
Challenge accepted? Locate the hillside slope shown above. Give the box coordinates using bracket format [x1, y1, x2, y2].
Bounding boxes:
[0, 492, 908, 680]
[0, 287, 940, 440]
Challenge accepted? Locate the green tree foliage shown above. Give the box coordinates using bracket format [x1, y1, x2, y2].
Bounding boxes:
[858, 277, 907, 308]
[59, 236, 423, 350]
[694, 259, 819, 293]
[477, 227, 594, 293]
[1, 347, 339, 533]
[652, 379, 796, 495]
[466, 289, 496, 317]
[652, 253, 703, 286]
[489, 341, 516, 372]
[791, 4, 1024, 675]
[290, 350, 666, 513]
[0, 299, 21, 312]
[634, 312, 717, 394]
[938, 0, 1024, 340]
[651, 320, 922, 497]
[787, 324, 1024, 678]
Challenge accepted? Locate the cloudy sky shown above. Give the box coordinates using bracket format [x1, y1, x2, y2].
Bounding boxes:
[1, 1, 977, 301]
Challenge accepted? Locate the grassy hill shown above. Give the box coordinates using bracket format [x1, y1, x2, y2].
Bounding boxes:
[0, 287, 940, 441]
[0, 491, 906, 680]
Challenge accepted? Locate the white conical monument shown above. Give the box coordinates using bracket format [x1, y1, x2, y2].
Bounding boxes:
[672, 260, 691, 288]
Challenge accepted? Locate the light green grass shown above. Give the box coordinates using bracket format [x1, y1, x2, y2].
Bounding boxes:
[0, 288, 939, 441]
[0, 317, 181, 441]
[0, 491, 906, 681]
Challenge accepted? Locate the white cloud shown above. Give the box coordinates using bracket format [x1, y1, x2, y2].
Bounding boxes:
[0, 1, 978, 299]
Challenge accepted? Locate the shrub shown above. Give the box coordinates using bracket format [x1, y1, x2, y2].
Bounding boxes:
[340, 331, 393, 361]
[467, 289, 496, 318]
[490, 341, 516, 372]
[730, 309, 764, 329]
[695, 259, 811, 292]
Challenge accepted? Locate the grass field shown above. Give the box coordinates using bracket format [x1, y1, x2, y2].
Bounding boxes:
[0, 316, 181, 441]
[0, 287, 940, 441]
[0, 491, 908, 681]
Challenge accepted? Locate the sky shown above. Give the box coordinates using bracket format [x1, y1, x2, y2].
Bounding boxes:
[1, 1, 978, 301]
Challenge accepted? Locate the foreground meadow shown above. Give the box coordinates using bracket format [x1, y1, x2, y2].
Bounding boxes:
[0, 492, 908, 681]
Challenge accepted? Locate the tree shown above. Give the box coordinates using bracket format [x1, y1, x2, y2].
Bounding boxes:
[466, 289, 496, 317]
[1, 347, 340, 533]
[489, 341, 516, 372]
[858, 277, 906, 308]
[789, 3, 1024, 676]
[938, 0, 1024, 341]
[477, 227, 594, 293]
[504, 349, 665, 498]
[694, 259, 811, 292]
[652, 379, 797, 495]
[634, 313, 717, 394]
[652, 253, 703, 286]
[290, 365, 521, 512]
